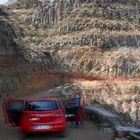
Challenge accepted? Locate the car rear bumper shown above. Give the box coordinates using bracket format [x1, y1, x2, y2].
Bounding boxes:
[21, 121, 67, 133]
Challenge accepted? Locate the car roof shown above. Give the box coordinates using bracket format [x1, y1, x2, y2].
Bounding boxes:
[26, 98, 59, 102]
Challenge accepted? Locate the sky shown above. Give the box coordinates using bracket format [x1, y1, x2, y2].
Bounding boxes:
[0, 0, 9, 4]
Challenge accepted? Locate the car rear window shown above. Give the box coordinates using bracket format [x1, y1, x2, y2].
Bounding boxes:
[27, 101, 59, 111]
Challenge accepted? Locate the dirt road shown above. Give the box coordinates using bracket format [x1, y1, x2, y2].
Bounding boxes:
[0, 118, 101, 140]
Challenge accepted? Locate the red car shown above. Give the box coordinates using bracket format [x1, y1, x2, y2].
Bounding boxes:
[2, 98, 67, 138]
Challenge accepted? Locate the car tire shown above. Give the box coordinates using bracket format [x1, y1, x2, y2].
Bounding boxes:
[19, 132, 29, 140]
[90, 113, 95, 121]
[58, 130, 67, 138]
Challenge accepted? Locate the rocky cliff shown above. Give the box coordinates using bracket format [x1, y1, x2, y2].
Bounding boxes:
[0, 0, 140, 123]
[6, 0, 42, 9]
[0, 8, 27, 95]
[4, 0, 17, 6]
[23, 0, 140, 78]
[0, 6, 68, 98]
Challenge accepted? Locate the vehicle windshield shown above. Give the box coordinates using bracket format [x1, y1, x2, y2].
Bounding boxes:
[27, 101, 59, 111]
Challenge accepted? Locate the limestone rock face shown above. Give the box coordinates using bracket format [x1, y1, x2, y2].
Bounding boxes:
[0, 11, 32, 96]
[0, 20, 17, 55]
[26, 0, 140, 27]
[85, 81, 140, 123]
[19, 0, 140, 79]
[0, 7, 8, 16]
[44, 84, 82, 99]
[4, 0, 17, 6]
[27, 0, 72, 26]
[4, 0, 48, 6]
[48, 47, 140, 77]
[24, 0, 140, 52]
[7, 0, 42, 9]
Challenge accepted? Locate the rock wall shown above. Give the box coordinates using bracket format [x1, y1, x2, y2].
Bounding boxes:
[26, 0, 140, 27]
[19, 0, 140, 81]
[24, 0, 140, 50]
[26, 0, 71, 26]
[22, 46, 139, 78]
[7, 0, 42, 9]
[30, 34, 140, 49]
[0, 7, 8, 16]
[0, 13, 28, 97]
[0, 20, 17, 55]
[80, 81, 140, 123]
[51, 47, 140, 77]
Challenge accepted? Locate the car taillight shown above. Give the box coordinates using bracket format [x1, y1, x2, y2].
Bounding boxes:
[22, 112, 39, 121]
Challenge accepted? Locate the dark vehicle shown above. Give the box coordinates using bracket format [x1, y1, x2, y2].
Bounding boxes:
[65, 96, 86, 124]
[2, 98, 67, 137]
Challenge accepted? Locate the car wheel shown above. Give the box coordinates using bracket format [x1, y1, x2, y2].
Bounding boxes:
[58, 130, 67, 138]
[90, 113, 95, 121]
[19, 132, 29, 140]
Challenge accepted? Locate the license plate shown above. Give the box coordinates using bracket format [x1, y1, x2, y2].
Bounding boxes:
[33, 125, 52, 130]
